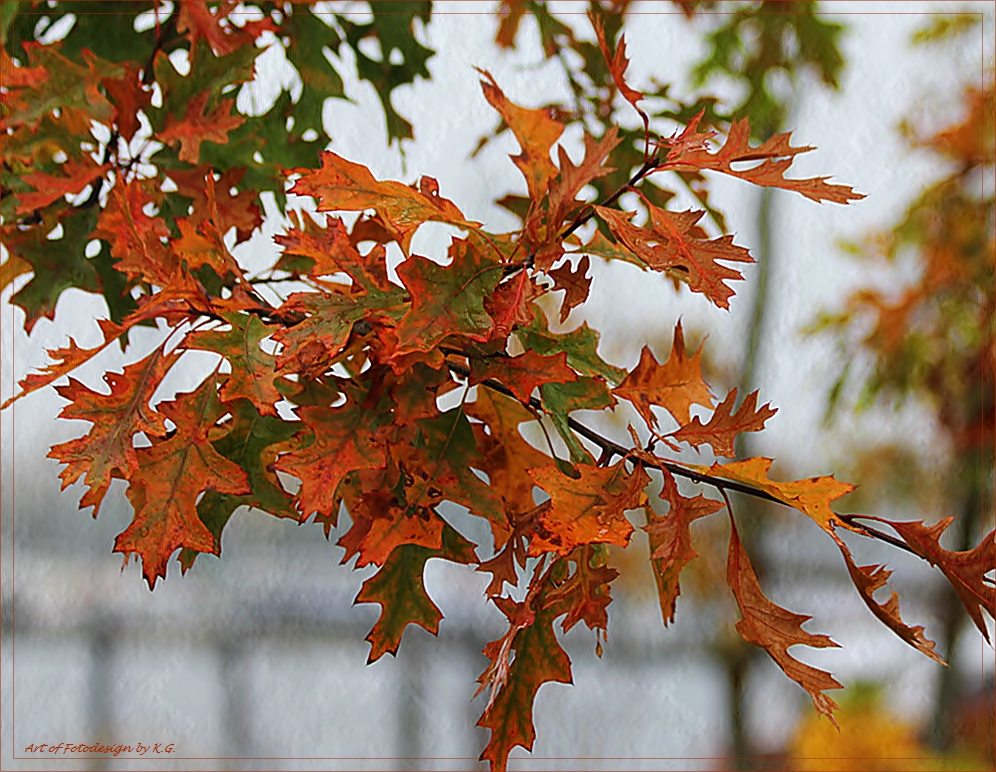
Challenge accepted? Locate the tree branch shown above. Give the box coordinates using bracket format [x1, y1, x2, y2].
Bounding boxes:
[443, 357, 920, 559]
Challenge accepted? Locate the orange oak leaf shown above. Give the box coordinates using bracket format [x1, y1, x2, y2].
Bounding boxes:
[728, 518, 843, 724]
[543, 545, 619, 633]
[176, 0, 276, 55]
[688, 457, 857, 535]
[47, 346, 181, 516]
[338, 485, 445, 570]
[2, 318, 126, 410]
[15, 158, 111, 213]
[274, 214, 392, 291]
[167, 167, 262, 244]
[477, 68, 565, 203]
[528, 462, 648, 556]
[595, 204, 753, 309]
[466, 388, 553, 549]
[101, 62, 151, 142]
[113, 374, 250, 588]
[93, 179, 174, 284]
[828, 528, 945, 665]
[669, 387, 777, 458]
[527, 130, 621, 268]
[288, 153, 481, 255]
[158, 91, 245, 165]
[645, 468, 724, 625]
[547, 255, 592, 324]
[272, 399, 388, 520]
[478, 590, 573, 772]
[862, 516, 995, 644]
[485, 269, 545, 340]
[469, 349, 578, 405]
[186, 313, 283, 417]
[662, 111, 865, 204]
[590, 11, 645, 118]
[613, 321, 713, 428]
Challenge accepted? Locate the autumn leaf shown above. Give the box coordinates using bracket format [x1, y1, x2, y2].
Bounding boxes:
[274, 214, 391, 291]
[338, 480, 445, 569]
[662, 112, 865, 204]
[590, 11, 645, 119]
[93, 179, 174, 285]
[2, 318, 128, 410]
[392, 239, 503, 360]
[669, 387, 777, 458]
[595, 204, 753, 309]
[469, 349, 578, 404]
[528, 462, 648, 556]
[862, 517, 995, 642]
[613, 321, 713, 428]
[547, 255, 592, 324]
[288, 152, 482, 255]
[828, 528, 945, 665]
[645, 468, 724, 625]
[113, 374, 250, 588]
[355, 522, 477, 663]
[187, 313, 284, 417]
[48, 347, 181, 516]
[544, 545, 619, 633]
[272, 396, 388, 521]
[688, 456, 857, 536]
[101, 62, 151, 143]
[727, 518, 843, 724]
[15, 158, 110, 214]
[477, 68, 564, 203]
[478, 591, 573, 772]
[466, 388, 553, 548]
[158, 91, 245, 165]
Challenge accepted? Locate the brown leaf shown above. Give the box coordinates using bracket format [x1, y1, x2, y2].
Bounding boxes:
[645, 468, 724, 625]
[662, 112, 865, 205]
[613, 321, 713, 428]
[863, 516, 994, 644]
[727, 519, 842, 724]
[596, 204, 753, 309]
[547, 255, 592, 324]
[669, 387, 777, 458]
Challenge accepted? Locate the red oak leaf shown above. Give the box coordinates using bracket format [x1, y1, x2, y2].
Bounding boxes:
[477, 68, 565, 203]
[113, 374, 251, 588]
[288, 153, 481, 256]
[392, 239, 502, 361]
[48, 346, 181, 516]
[645, 468, 724, 625]
[669, 387, 777, 458]
[93, 179, 174, 284]
[860, 516, 995, 644]
[16, 158, 111, 213]
[613, 321, 713, 428]
[469, 349, 578, 404]
[728, 518, 843, 724]
[528, 462, 648, 556]
[186, 312, 283, 417]
[272, 398, 388, 521]
[662, 112, 865, 204]
[547, 255, 592, 324]
[158, 91, 245, 165]
[101, 62, 151, 142]
[595, 203, 753, 309]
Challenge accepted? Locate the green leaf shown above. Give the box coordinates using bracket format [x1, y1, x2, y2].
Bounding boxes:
[516, 305, 627, 385]
[539, 378, 614, 464]
[355, 522, 477, 663]
[10, 207, 101, 333]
